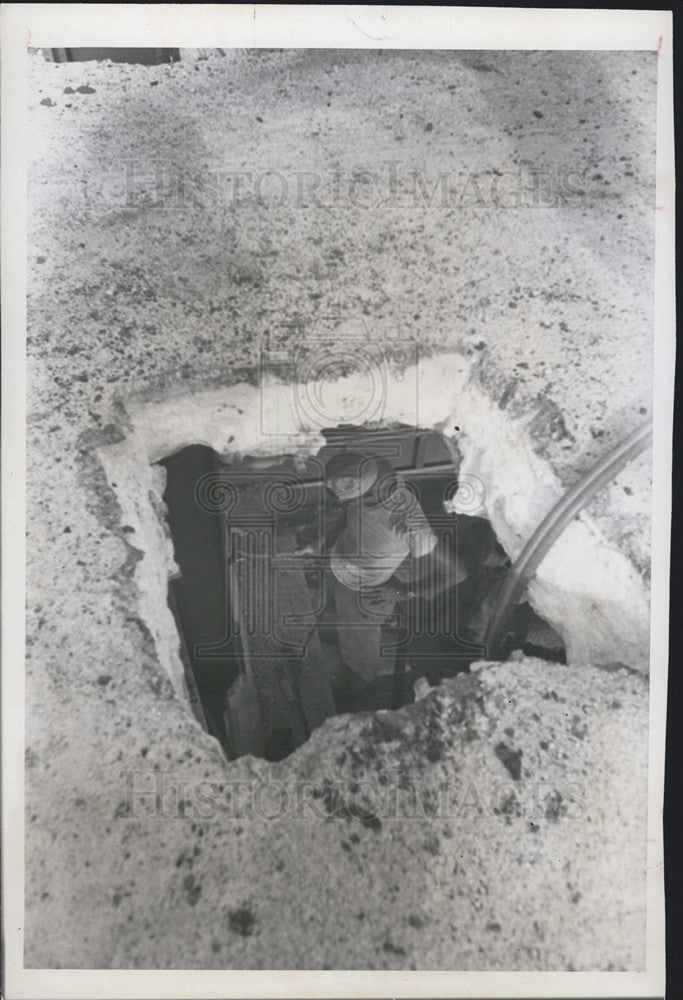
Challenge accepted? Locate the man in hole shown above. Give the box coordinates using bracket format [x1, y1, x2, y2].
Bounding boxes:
[293, 451, 470, 694]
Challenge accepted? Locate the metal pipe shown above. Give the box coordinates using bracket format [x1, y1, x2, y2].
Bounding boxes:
[483, 417, 653, 658]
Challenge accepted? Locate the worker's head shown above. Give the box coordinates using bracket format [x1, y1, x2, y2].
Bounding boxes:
[324, 451, 378, 501]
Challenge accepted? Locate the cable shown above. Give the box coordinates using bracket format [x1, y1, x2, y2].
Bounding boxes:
[483, 417, 653, 658]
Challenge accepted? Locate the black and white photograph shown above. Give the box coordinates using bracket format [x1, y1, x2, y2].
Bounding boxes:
[1, 5, 673, 998]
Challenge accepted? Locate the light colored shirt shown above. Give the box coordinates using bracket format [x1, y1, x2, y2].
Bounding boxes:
[331, 479, 437, 590]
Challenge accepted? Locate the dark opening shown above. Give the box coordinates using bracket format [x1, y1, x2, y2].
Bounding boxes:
[45, 48, 181, 65]
[159, 424, 565, 761]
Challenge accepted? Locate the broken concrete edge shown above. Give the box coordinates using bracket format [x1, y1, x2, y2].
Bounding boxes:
[86, 352, 650, 743]
[281, 655, 648, 780]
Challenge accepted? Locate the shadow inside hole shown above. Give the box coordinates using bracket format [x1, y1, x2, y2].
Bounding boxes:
[159, 426, 565, 761]
[45, 48, 181, 65]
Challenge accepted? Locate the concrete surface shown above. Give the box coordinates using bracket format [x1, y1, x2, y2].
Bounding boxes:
[25, 48, 655, 969]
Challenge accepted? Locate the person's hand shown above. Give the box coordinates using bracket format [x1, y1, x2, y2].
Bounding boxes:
[293, 544, 317, 557]
[483, 544, 510, 569]
[272, 545, 317, 567]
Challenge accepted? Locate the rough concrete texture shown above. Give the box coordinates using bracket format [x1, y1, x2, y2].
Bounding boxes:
[26, 49, 654, 969]
[26, 657, 648, 970]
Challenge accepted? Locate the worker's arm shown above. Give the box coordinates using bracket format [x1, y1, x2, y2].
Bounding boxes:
[292, 492, 345, 555]
[401, 493, 467, 599]
[410, 542, 468, 599]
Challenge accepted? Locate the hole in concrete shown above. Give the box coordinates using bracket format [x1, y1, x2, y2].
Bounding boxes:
[97, 357, 650, 776]
[158, 423, 565, 762]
